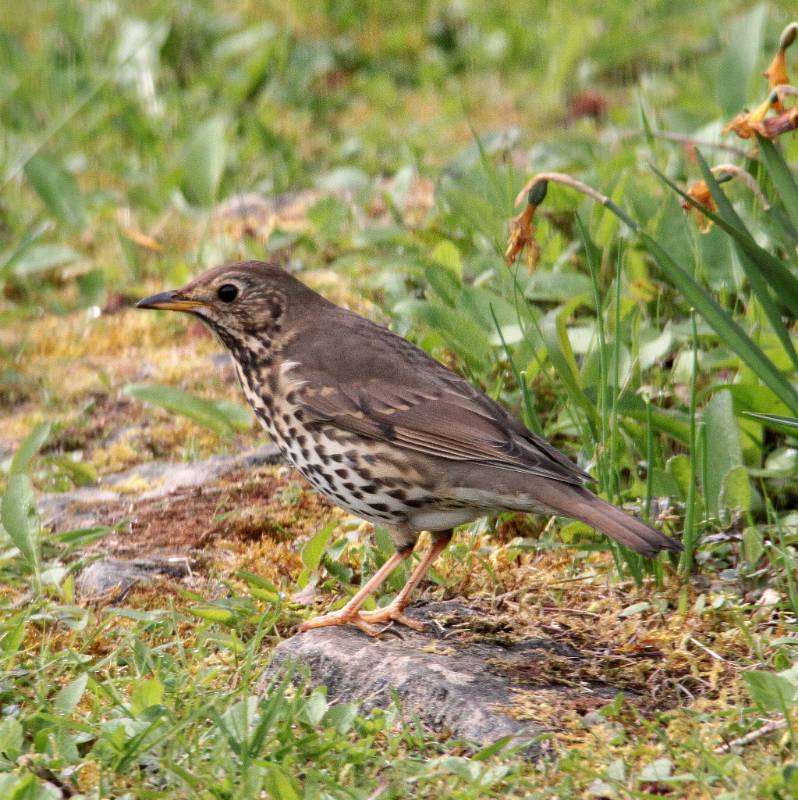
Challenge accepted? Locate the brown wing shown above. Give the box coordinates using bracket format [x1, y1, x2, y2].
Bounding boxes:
[285, 309, 592, 486]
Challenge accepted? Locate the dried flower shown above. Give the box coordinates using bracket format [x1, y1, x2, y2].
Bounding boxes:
[763, 50, 789, 104]
[723, 94, 776, 139]
[763, 23, 796, 109]
[758, 104, 798, 138]
[505, 201, 540, 269]
[681, 180, 717, 233]
[505, 180, 548, 269]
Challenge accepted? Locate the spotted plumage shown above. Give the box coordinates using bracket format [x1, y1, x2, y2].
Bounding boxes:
[137, 260, 682, 635]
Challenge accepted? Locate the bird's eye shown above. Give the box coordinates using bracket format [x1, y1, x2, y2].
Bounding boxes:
[217, 284, 238, 303]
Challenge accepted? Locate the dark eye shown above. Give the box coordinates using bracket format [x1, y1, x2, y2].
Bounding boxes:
[217, 284, 238, 303]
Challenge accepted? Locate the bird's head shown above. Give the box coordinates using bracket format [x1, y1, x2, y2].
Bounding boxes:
[136, 260, 313, 349]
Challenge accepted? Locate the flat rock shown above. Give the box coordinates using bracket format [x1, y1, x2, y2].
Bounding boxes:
[265, 601, 621, 753]
[39, 444, 285, 599]
[75, 558, 191, 601]
[38, 444, 283, 530]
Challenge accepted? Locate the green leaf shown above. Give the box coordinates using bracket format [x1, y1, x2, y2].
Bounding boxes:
[640, 230, 798, 416]
[1, 474, 40, 573]
[430, 240, 463, 278]
[744, 670, 798, 713]
[182, 116, 228, 205]
[190, 604, 236, 623]
[1, 617, 27, 657]
[618, 601, 650, 617]
[11, 244, 80, 276]
[715, 4, 765, 115]
[301, 521, 336, 571]
[213, 400, 255, 431]
[667, 454, 692, 501]
[758, 136, 798, 226]
[524, 270, 592, 303]
[131, 678, 165, 716]
[237, 571, 278, 593]
[650, 468, 681, 498]
[45, 454, 98, 486]
[54, 673, 88, 715]
[719, 465, 751, 514]
[423, 263, 461, 307]
[23, 154, 85, 228]
[259, 762, 301, 800]
[742, 526, 764, 564]
[704, 390, 743, 517]
[56, 526, 114, 548]
[10, 421, 51, 475]
[0, 718, 23, 759]
[639, 758, 673, 782]
[221, 695, 258, 746]
[299, 690, 328, 726]
[374, 525, 395, 557]
[123, 383, 252, 436]
[323, 702, 358, 734]
[0, 221, 50, 281]
[239, 570, 279, 601]
[540, 308, 598, 428]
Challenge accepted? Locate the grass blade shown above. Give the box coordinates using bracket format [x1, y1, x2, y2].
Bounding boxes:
[23, 154, 86, 229]
[640, 232, 798, 416]
[9, 421, 51, 475]
[654, 162, 798, 317]
[123, 383, 252, 436]
[757, 135, 798, 225]
[182, 116, 228, 206]
[1, 474, 41, 579]
[691, 153, 798, 372]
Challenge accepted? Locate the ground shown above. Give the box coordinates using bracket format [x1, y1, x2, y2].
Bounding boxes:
[1, 2, 798, 799]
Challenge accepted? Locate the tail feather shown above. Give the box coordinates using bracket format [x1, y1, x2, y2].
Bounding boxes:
[544, 486, 682, 557]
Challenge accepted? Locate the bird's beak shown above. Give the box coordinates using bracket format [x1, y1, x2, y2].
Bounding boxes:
[135, 290, 206, 312]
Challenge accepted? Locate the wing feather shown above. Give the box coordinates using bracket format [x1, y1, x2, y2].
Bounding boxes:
[297, 380, 591, 485]
[284, 308, 592, 486]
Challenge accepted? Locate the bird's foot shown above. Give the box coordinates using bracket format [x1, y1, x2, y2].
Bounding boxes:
[298, 609, 384, 637]
[358, 602, 425, 631]
[298, 603, 425, 637]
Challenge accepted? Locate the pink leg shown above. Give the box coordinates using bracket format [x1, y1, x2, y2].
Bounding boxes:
[298, 548, 413, 636]
[359, 530, 453, 630]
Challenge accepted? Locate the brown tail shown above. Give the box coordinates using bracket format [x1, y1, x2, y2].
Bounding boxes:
[542, 485, 682, 557]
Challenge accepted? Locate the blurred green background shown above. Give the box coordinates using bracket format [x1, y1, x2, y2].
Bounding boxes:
[4, 2, 798, 798]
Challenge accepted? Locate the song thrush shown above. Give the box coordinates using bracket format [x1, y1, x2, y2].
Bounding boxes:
[137, 260, 682, 635]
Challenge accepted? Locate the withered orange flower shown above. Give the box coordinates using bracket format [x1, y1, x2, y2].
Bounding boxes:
[723, 94, 775, 139]
[763, 23, 795, 110]
[758, 105, 798, 138]
[505, 201, 540, 269]
[763, 49, 789, 106]
[681, 180, 717, 233]
[505, 179, 548, 270]
[724, 96, 798, 141]
[724, 23, 796, 141]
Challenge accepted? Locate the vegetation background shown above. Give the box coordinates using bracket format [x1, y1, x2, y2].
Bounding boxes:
[2, 1, 798, 797]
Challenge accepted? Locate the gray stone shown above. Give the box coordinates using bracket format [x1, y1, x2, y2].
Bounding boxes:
[38, 444, 282, 529]
[75, 558, 191, 601]
[264, 601, 612, 753]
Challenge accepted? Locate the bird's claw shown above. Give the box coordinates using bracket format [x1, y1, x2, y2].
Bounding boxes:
[298, 605, 425, 638]
[298, 609, 383, 637]
[358, 605, 426, 631]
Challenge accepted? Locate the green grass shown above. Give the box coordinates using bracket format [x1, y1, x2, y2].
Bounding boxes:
[2, 0, 798, 797]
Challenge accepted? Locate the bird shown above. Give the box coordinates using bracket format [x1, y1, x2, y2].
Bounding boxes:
[137, 260, 682, 636]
